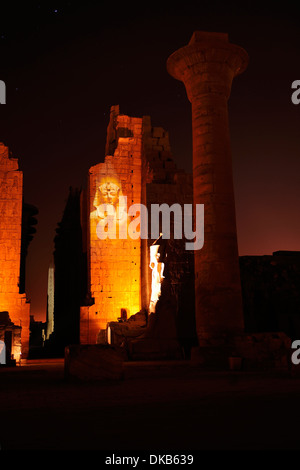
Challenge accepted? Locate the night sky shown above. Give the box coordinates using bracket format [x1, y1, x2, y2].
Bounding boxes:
[1, 1, 300, 321]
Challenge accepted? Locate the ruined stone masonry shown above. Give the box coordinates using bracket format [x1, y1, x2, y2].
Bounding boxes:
[80, 105, 195, 350]
[80, 108, 143, 344]
[0, 142, 30, 360]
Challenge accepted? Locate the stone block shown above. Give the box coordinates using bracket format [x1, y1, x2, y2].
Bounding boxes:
[152, 127, 164, 138]
[64, 344, 124, 381]
[127, 337, 183, 361]
[191, 332, 292, 371]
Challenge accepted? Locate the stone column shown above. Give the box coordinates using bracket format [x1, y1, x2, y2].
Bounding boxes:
[167, 32, 248, 344]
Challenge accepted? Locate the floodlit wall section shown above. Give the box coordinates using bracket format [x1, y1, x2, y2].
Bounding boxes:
[0, 143, 30, 359]
[80, 116, 143, 343]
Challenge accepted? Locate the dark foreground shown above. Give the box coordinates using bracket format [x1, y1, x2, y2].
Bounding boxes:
[1, 359, 300, 452]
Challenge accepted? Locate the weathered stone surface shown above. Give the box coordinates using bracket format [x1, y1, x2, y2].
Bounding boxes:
[80, 106, 196, 355]
[107, 311, 147, 348]
[113, 277, 191, 360]
[167, 31, 248, 344]
[191, 332, 291, 371]
[240, 252, 300, 339]
[0, 143, 30, 359]
[233, 332, 291, 371]
[80, 108, 143, 343]
[64, 344, 124, 381]
[128, 338, 183, 361]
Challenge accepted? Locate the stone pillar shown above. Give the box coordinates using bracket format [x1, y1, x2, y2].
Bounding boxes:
[167, 32, 248, 344]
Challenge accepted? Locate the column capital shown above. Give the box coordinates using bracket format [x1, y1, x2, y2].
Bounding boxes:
[167, 31, 249, 102]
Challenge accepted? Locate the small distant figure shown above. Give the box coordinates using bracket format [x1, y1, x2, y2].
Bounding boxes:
[0, 340, 6, 364]
[120, 308, 127, 321]
[118, 308, 127, 322]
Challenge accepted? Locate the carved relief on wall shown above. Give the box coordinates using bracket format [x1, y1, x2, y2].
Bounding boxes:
[90, 169, 128, 240]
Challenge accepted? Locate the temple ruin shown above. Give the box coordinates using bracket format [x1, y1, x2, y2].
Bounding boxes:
[79, 105, 196, 356]
[30, 31, 294, 370]
[0, 142, 32, 361]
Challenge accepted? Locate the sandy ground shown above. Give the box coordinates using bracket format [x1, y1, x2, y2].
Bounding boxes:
[1, 359, 300, 453]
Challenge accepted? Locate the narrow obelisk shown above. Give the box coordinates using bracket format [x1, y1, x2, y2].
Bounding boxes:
[167, 32, 248, 345]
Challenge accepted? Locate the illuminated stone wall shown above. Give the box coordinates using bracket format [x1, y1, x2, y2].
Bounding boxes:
[0, 143, 30, 359]
[80, 109, 143, 343]
[80, 107, 196, 348]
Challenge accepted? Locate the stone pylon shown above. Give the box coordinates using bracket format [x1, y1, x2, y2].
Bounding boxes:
[0, 143, 30, 359]
[167, 32, 248, 345]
